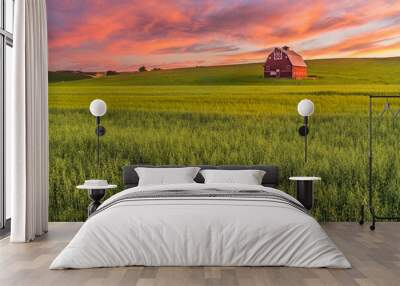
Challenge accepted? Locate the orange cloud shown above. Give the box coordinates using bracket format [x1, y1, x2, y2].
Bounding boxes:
[47, 0, 400, 71]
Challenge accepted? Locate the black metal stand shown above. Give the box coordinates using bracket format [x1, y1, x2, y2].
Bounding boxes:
[359, 95, 400, 230]
[296, 180, 314, 210]
[87, 189, 106, 216]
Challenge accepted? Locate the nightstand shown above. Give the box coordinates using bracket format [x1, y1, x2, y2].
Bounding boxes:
[289, 177, 321, 210]
[77, 181, 117, 216]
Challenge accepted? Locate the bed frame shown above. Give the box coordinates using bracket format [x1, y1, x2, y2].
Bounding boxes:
[122, 165, 279, 189]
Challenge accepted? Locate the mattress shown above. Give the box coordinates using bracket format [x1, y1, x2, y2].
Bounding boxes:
[50, 183, 351, 269]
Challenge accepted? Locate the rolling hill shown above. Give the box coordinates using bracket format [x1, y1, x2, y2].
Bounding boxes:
[49, 57, 400, 86]
[48, 70, 93, 83]
[48, 56, 400, 221]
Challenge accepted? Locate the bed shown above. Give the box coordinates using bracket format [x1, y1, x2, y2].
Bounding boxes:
[50, 165, 350, 269]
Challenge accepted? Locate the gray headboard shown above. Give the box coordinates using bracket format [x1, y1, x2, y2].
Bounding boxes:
[122, 165, 279, 189]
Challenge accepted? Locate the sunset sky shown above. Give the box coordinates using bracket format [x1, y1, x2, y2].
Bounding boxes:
[47, 0, 400, 71]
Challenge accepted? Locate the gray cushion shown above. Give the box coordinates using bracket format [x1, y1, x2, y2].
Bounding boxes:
[122, 165, 279, 189]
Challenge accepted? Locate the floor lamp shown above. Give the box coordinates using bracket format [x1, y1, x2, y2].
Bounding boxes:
[89, 99, 107, 176]
[297, 99, 314, 163]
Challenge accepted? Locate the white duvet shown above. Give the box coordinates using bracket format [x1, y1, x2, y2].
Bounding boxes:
[50, 183, 351, 269]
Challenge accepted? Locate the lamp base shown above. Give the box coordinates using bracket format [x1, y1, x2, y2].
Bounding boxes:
[95, 126, 106, 136]
[298, 125, 309, 136]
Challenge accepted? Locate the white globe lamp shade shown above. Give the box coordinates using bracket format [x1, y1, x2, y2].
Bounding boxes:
[297, 99, 314, 117]
[90, 99, 107, 117]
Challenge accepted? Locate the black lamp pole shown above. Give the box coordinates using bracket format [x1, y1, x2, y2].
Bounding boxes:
[95, 116, 106, 176]
[304, 116, 308, 163]
[298, 116, 309, 163]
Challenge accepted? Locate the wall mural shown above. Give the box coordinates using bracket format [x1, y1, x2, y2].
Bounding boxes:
[47, 0, 400, 221]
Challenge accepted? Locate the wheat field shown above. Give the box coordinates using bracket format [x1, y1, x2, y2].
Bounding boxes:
[49, 58, 400, 221]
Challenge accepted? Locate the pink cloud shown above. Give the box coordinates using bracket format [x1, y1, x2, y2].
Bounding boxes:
[302, 25, 400, 58]
[48, 0, 400, 71]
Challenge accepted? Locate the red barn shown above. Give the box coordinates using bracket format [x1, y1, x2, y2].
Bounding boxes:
[264, 46, 307, 79]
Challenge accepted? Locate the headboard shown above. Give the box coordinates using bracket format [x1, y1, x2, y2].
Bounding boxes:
[122, 165, 279, 189]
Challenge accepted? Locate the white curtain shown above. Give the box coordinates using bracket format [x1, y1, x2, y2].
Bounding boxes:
[8, 0, 49, 242]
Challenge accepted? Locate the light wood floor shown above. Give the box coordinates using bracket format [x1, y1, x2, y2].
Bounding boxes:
[0, 222, 399, 286]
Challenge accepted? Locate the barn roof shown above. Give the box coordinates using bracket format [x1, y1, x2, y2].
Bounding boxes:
[285, 49, 307, 67]
[269, 47, 307, 67]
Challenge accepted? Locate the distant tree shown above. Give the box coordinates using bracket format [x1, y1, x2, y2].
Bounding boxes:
[138, 66, 147, 72]
[152, 67, 161, 71]
[106, 70, 118, 76]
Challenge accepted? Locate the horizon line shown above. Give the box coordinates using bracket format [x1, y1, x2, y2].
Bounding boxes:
[48, 55, 400, 73]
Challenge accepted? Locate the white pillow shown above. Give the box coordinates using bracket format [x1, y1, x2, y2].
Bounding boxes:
[200, 169, 266, 185]
[135, 167, 200, 186]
